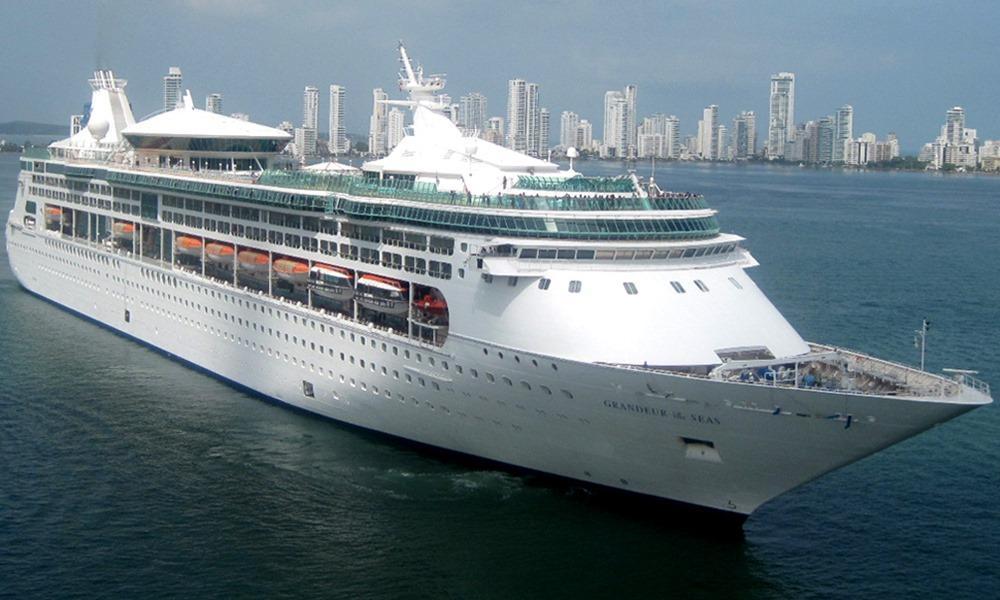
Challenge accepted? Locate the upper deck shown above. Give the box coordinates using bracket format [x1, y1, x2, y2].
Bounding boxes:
[21, 151, 722, 243]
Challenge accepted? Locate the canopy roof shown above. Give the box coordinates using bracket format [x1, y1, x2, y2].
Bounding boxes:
[123, 92, 291, 141]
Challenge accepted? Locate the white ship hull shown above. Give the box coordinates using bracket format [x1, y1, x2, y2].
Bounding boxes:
[6, 223, 987, 517]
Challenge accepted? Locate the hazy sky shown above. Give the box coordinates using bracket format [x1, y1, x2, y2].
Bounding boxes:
[2, 0, 998, 151]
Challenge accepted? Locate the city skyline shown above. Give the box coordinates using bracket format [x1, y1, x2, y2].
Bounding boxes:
[2, 2, 999, 152]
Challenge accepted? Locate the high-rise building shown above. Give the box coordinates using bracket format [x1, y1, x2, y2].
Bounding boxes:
[602, 90, 628, 158]
[539, 108, 550, 155]
[230, 113, 250, 122]
[328, 85, 347, 155]
[732, 111, 757, 159]
[278, 120, 294, 135]
[715, 124, 728, 161]
[833, 105, 853, 163]
[294, 127, 316, 159]
[576, 119, 594, 152]
[205, 93, 223, 115]
[817, 116, 835, 164]
[485, 117, 505, 145]
[945, 107, 965, 145]
[302, 86, 319, 130]
[369, 88, 388, 156]
[637, 114, 670, 159]
[386, 107, 406, 151]
[697, 105, 719, 159]
[664, 115, 680, 158]
[767, 72, 795, 159]
[506, 80, 540, 155]
[163, 67, 182, 111]
[560, 111, 580, 149]
[624, 85, 638, 158]
[458, 93, 488, 135]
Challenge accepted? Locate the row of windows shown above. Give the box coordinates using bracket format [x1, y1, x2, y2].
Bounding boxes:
[517, 243, 738, 262]
[492, 275, 747, 295]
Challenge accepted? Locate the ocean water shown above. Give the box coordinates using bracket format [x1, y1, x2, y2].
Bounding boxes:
[1, 153, 997, 599]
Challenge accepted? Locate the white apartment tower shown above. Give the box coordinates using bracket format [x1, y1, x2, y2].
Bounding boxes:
[506, 79, 540, 155]
[732, 111, 757, 159]
[560, 111, 580, 149]
[163, 67, 182, 111]
[767, 72, 795, 159]
[624, 85, 638, 158]
[458, 93, 488, 135]
[386, 107, 406, 151]
[833, 105, 853, 163]
[328, 85, 347, 155]
[205, 93, 223, 115]
[697, 105, 719, 160]
[303, 86, 319, 130]
[539, 108, 550, 156]
[369, 88, 389, 156]
[576, 119, 593, 151]
[602, 90, 628, 158]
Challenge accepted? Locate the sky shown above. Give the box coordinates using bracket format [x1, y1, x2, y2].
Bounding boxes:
[1, 0, 998, 152]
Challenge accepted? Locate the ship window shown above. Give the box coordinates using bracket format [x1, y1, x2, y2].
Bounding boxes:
[538, 278, 551, 290]
[623, 282, 638, 295]
[302, 381, 315, 398]
[482, 274, 493, 284]
[537, 249, 557, 259]
[728, 277, 743, 290]
[670, 281, 686, 294]
[576, 250, 595, 260]
[486, 373, 495, 383]
[520, 248, 538, 259]
[694, 280, 709, 292]
[557, 249, 575, 259]
[568, 280, 582, 293]
[508, 277, 518, 287]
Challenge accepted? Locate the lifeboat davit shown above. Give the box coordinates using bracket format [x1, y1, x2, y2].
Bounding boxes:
[205, 242, 235, 263]
[237, 250, 269, 273]
[112, 221, 135, 240]
[273, 258, 309, 285]
[309, 263, 354, 301]
[175, 235, 203, 257]
[356, 274, 409, 315]
[44, 206, 63, 223]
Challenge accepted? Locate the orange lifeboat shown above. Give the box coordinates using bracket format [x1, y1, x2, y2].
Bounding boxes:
[309, 263, 354, 300]
[44, 206, 63, 223]
[273, 258, 309, 285]
[205, 242, 235, 263]
[413, 292, 448, 315]
[175, 235, 203, 256]
[356, 274, 409, 315]
[112, 221, 135, 240]
[237, 250, 270, 273]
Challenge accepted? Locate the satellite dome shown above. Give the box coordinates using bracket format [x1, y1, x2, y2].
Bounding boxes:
[87, 118, 109, 141]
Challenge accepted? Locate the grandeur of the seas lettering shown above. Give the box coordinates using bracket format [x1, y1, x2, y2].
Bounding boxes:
[602, 400, 720, 425]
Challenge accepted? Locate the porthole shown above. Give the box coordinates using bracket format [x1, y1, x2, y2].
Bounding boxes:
[486, 373, 495, 383]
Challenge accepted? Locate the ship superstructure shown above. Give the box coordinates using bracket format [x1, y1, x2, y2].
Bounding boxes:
[5, 48, 991, 521]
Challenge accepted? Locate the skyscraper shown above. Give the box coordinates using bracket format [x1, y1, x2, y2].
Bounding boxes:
[602, 90, 628, 158]
[637, 114, 669, 158]
[767, 72, 795, 159]
[576, 119, 593, 152]
[664, 116, 680, 158]
[697, 105, 719, 159]
[458, 93, 488, 135]
[328, 85, 347, 155]
[205, 93, 223, 115]
[386, 107, 405, 151]
[302, 86, 319, 130]
[833, 105, 853, 163]
[539, 108, 550, 155]
[732, 111, 757, 159]
[300, 86, 319, 157]
[945, 107, 965, 145]
[560, 111, 580, 149]
[369, 88, 388, 156]
[163, 67, 182, 111]
[817, 116, 835, 163]
[506, 79, 540, 155]
[624, 85, 638, 158]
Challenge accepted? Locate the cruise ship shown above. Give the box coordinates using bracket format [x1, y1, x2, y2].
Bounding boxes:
[6, 47, 991, 522]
